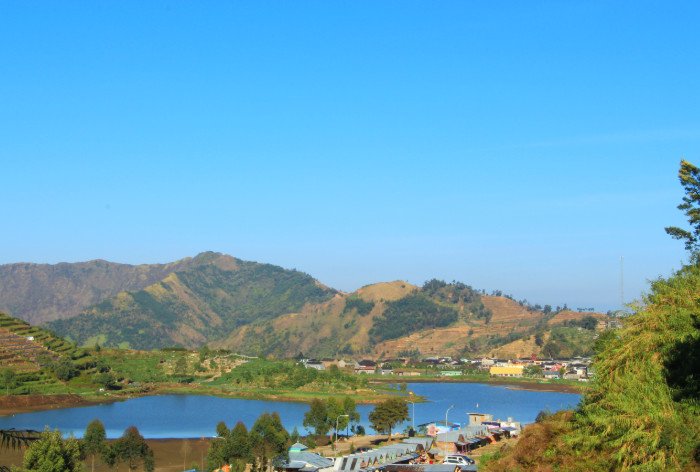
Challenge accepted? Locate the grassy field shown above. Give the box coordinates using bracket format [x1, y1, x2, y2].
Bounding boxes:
[1, 350, 409, 411]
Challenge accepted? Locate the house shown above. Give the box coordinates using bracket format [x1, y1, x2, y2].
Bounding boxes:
[305, 359, 325, 371]
[321, 359, 348, 369]
[395, 370, 421, 377]
[440, 371, 461, 377]
[289, 442, 309, 453]
[489, 365, 524, 377]
[435, 425, 490, 454]
[542, 369, 560, 379]
[279, 452, 335, 472]
[401, 437, 434, 452]
[563, 370, 582, 380]
[334, 442, 421, 471]
[467, 413, 493, 426]
[354, 365, 376, 374]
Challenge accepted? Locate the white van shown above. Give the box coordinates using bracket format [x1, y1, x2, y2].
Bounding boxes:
[443, 455, 475, 465]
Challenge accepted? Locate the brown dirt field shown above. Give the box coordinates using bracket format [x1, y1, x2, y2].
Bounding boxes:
[355, 281, 417, 302]
[0, 394, 93, 416]
[487, 333, 547, 359]
[374, 296, 545, 358]
[480, 296, 544, 327]
[547, 310, 606, 326]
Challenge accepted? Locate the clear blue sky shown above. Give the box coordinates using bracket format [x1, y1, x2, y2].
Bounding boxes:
[2, 1, 699, 311]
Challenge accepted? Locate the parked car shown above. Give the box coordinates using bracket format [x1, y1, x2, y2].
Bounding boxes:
[443, 455, 475, 465]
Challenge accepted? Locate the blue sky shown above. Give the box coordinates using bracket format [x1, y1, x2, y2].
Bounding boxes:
[1, 1, 699, 311]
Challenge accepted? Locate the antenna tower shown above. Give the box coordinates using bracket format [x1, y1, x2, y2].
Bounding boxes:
[620, 256, 624, 309]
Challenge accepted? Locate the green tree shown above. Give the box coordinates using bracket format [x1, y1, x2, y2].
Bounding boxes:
[198, 346, 210, 363]
[229, 421, 251, 460]
[290, 427, 300, 444]
[0, 368, 17, 394]
[250, 412, 289, 471]
[83, 419, 107, 472]
[368, 398, 408, 441]
[534, 333, 544, 347]
[665, 160, 700, 254]
[52, 357, 78, 381]
[216, 421, 229, 438]
[342, 397, 360, 425]
[22, 429, 82, 472]
[303, 398, 330, 435]
[106, 426, 154, 472]
[174, 356, 188, 376]
[523, 365, 543, 377]
[94, 371, 117, 390]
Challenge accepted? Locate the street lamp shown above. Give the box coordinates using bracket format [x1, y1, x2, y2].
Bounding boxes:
[335, 414, 349, 453]
[408, 392, 415, 431]
[444, 405, 454, 458]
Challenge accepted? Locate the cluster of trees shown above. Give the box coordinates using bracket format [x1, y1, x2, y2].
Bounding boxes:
[219, 359, 366, 391]
[560, 315, 599, 331]
[302, 397, 360, 438]
[35, 355, 79, 381]
[208, 413, 289, 472]
[342, 296, 375, 316]
[540, 327, 596, 358]
[370, 294, 459, 342]
[422, 280, 493, 322]
[9, 420, 153, 472]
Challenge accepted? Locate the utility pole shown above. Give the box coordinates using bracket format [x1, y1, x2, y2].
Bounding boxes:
[444, 405, 454, 458]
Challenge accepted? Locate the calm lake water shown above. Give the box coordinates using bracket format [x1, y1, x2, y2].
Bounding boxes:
[0, 383, 580, 438]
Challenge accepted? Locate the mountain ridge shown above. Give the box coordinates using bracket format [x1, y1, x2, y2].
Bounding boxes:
[0, 253, 606, 356]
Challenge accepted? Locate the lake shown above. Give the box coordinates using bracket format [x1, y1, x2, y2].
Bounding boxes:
[0, 382, 580, 438]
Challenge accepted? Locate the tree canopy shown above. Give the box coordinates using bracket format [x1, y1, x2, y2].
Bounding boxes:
[105, 426, 154, 472]
[665, 159, 700, 255]
[302, 397, 359, 437]
[21, 429, 82, 472]
[368, 398, 408, 440]
[83, 419, 107, 472]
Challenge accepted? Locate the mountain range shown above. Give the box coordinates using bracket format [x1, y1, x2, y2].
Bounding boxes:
[0, 252, 606, 357]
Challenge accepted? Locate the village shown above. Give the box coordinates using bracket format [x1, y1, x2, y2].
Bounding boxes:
[209, 411, 521, 472]
[301, 355, 593, 382]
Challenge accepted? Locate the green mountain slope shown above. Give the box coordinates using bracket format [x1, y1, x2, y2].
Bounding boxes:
[0, 255, 206, 324]
[47, 253, 336, 350]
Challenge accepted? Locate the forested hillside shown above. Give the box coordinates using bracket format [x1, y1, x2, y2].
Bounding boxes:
[47, 254, 336, 350]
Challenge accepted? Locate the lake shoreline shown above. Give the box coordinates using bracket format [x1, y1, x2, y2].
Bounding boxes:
[0, 384, 404, 417]
[0, 378, 581, 417]
[369, 376, 584, 394]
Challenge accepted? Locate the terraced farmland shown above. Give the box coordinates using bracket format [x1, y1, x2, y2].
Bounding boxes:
[0, 312, 86, 372]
